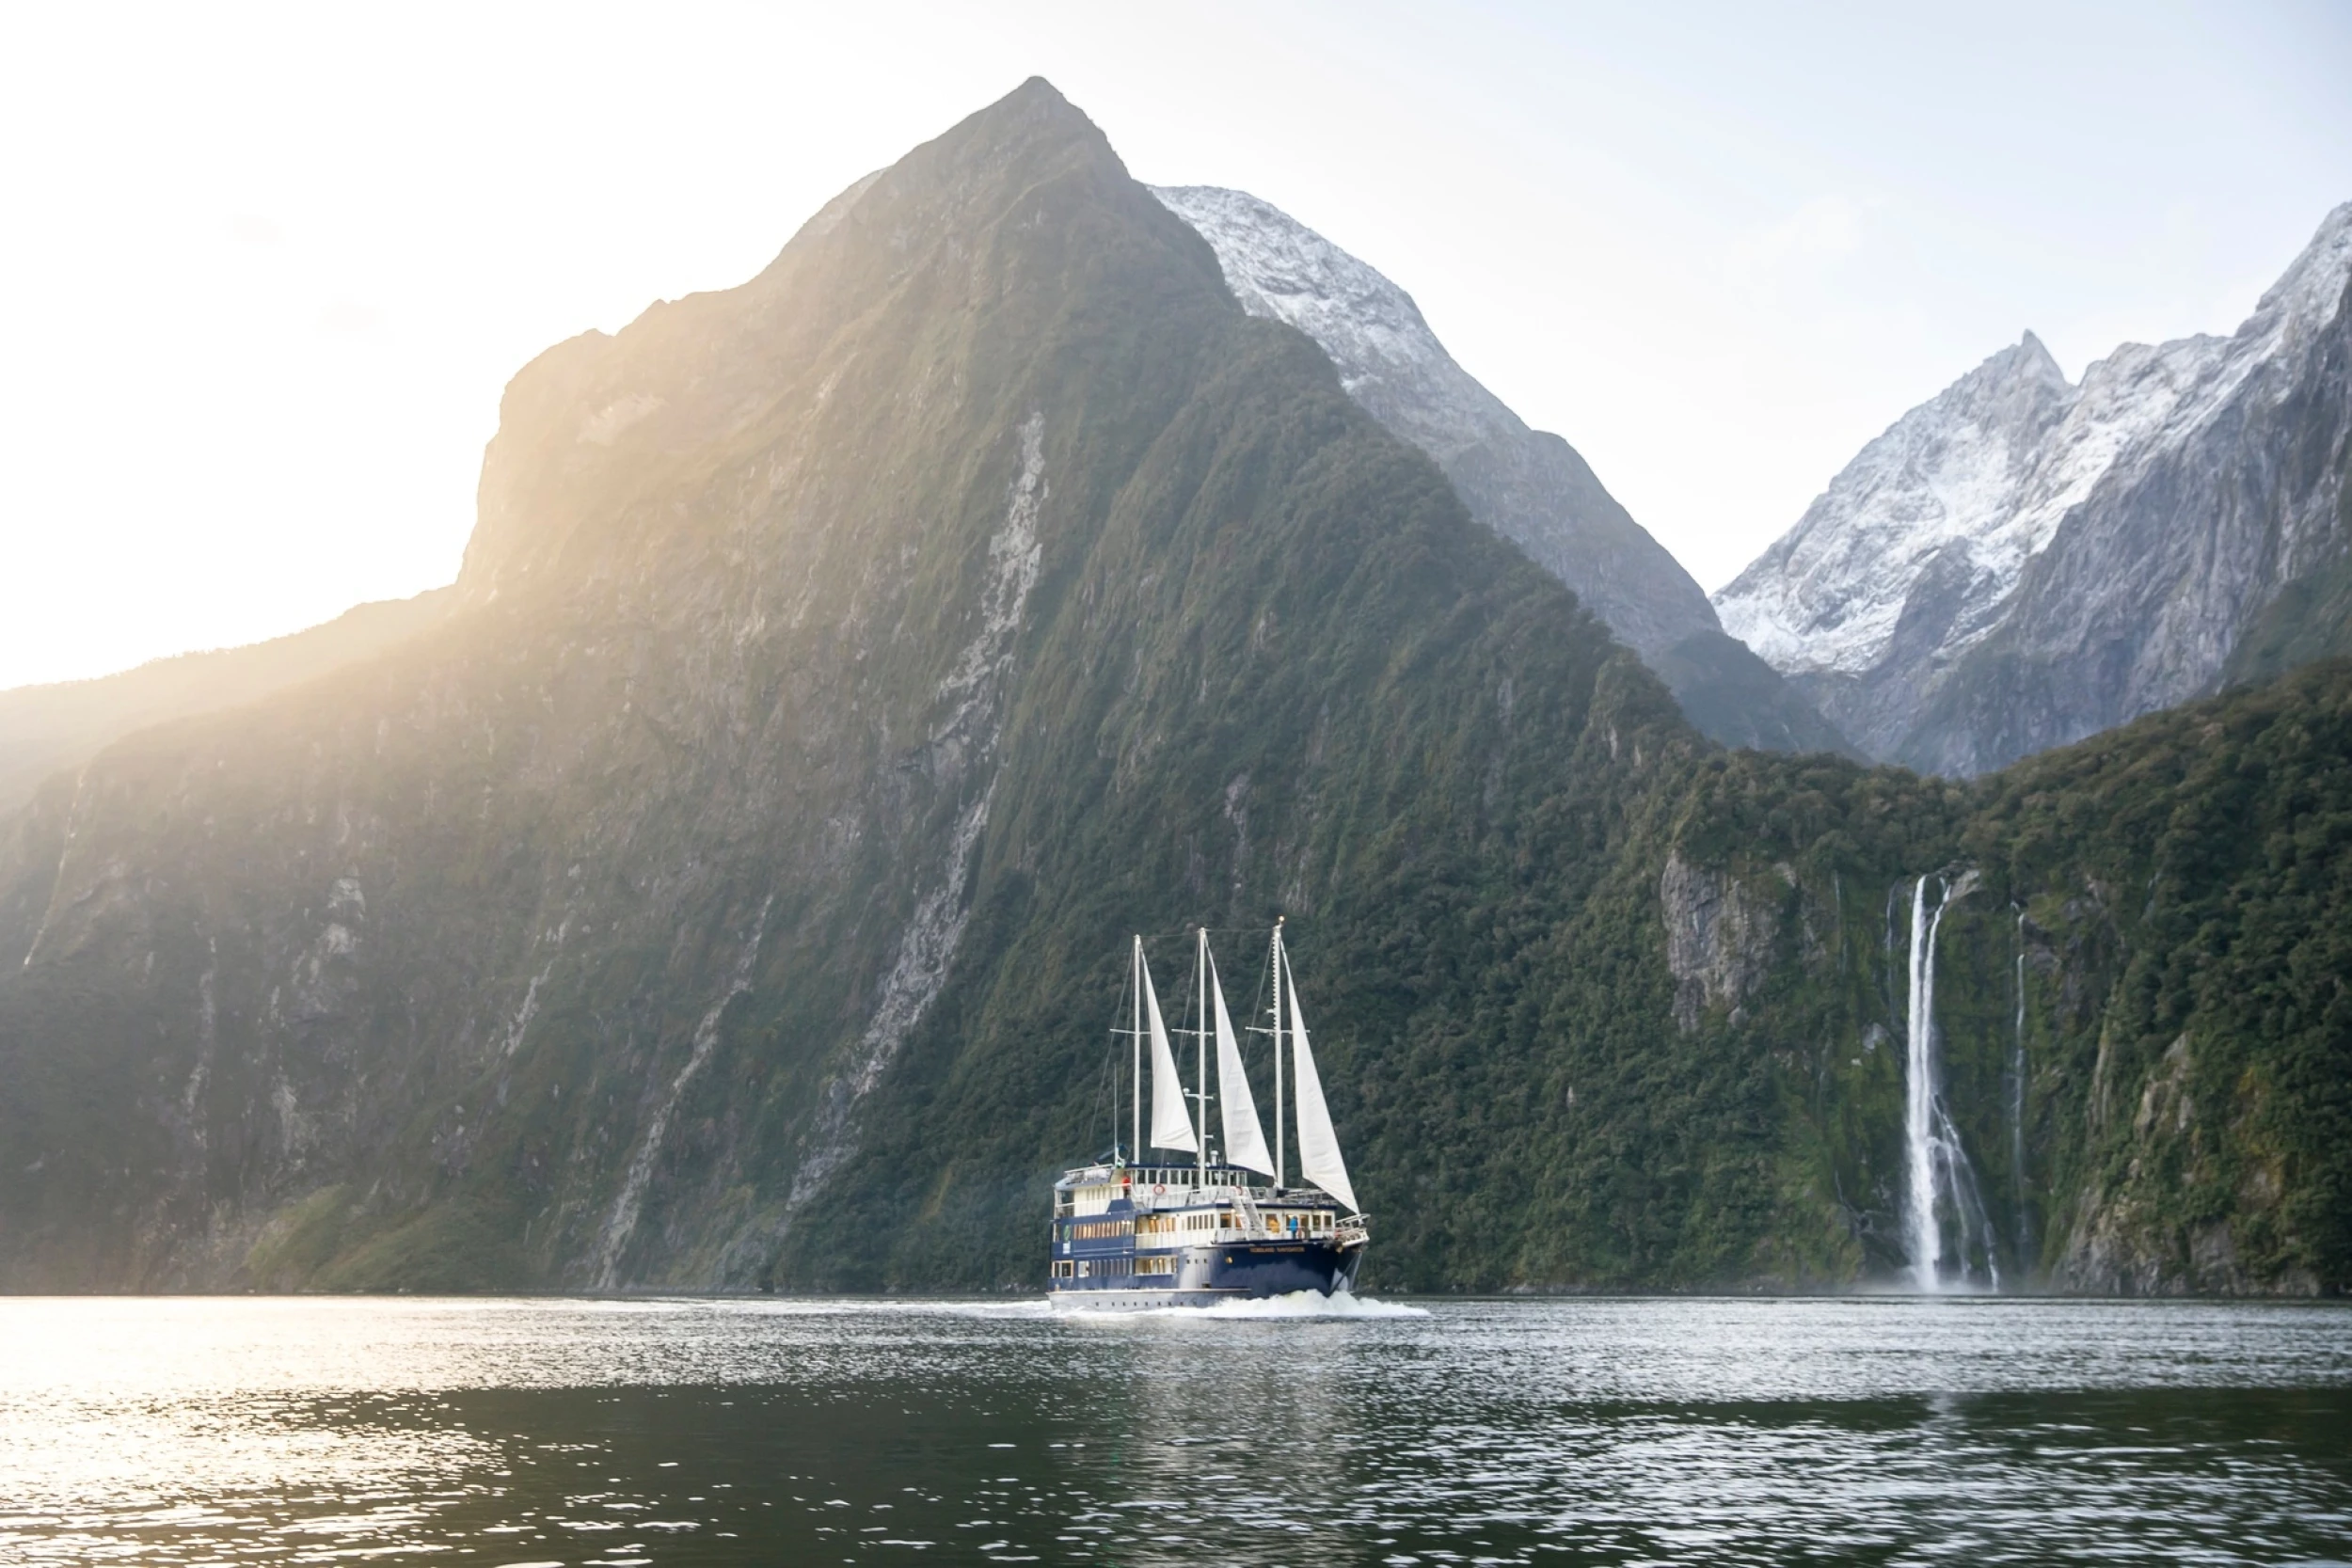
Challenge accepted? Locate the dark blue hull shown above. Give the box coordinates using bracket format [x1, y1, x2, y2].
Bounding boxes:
[1048, 1238, 1364, 1308]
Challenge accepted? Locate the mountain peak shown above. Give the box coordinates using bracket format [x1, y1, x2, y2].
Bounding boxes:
[2245, 198, 2352, 345]
[980, 74, 1088, 132]
[1974, 331, 2070, 399]
[1713, 327, 2076, 685]
[1717, 195, 2352, 773]
[921, 73, 1114, 176]
[463, 76, 1190, 604]
[2011, 329, 2064, 380]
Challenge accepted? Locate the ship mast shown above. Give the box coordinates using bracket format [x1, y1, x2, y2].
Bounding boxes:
[1195, 925, 1209, 1187]
[1130, 934, 1142, 1164]
[1271, 919, 1286, 1192]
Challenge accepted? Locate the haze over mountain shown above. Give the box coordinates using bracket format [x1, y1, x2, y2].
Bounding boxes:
[1152, 185, 1853, 759]
[0, 591, 451, 819]
[1718, 205, 2352, 773]
[2, 82, 2345, 1300]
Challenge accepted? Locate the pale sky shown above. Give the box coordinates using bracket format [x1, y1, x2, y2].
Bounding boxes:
[3, 1, 2347, 689]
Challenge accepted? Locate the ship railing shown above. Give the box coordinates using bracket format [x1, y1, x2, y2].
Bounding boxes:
[1335, 1213, 1371, 1249]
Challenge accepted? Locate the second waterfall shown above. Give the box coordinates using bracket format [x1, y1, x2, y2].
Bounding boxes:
[1903, 874, 2000, 1291]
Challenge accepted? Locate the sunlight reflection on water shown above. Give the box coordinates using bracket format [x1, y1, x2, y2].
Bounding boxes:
[2, 1294, 2348, 1564]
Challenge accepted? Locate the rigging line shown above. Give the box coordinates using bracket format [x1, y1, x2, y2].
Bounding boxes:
[1090, 984, 1128, 1159]
[1087, 1043, 1117, 1161]
[1249, 944, 1273, 1026]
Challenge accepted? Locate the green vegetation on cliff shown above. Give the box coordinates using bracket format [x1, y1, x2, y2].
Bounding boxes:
[1637, 659, 2352, 1294]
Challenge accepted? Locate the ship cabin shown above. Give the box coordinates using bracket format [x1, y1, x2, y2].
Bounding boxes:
[1049, 1160, 1351, 1285]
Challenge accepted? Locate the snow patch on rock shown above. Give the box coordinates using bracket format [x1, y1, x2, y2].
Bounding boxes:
[1152, 185, 1515, 465]
[1152, 185, 1729, 666]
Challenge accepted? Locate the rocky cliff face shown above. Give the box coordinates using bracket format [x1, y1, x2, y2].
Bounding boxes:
[1152, 185, 1852, 758]
[1717, 205, 2352, 773]
[1658, 848, 1780, 1034]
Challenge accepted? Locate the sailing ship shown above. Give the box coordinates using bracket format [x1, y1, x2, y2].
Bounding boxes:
[1048, 921, 1369, 1307]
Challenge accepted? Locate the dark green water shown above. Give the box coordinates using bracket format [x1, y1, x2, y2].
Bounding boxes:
[2, 1294, 2347, 1564]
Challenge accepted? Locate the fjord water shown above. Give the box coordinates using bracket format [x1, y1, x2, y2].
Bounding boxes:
[3, 1296, 2346, 1565]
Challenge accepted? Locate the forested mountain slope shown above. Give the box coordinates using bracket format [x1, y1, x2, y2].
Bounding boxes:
[0, 81, 2343, 1297]
[0, 78, 1652, 1292]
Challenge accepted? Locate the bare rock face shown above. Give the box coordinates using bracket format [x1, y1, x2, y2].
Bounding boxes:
[1152, 185, 1852, 758]
[1659, 849, 1778, 1034]
[2051, 1036, 2317, 1296]
[1718, 204, 2352, 774]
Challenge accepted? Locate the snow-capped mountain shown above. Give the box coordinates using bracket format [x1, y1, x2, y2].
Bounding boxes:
[1717, 203, 2352, 773]
[1154, 184, 1851, 756]
[1717, 332, 2217, 681]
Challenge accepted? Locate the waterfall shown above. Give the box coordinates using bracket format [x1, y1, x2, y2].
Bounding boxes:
[1903, 874, 1999, 1292]
[2009, 912, 2033, 1260]
[1902, 879, 1945, 1291]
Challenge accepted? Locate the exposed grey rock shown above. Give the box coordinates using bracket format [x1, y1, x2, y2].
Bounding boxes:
[1659, 848, 1777, 1034]
[1718, 203, 2352, 774]
[2050, 1034, 2318, 1296]
[1909, 245, 2352, 774]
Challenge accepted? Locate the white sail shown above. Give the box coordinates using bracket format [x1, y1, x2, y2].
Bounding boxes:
[1143, 952, 1197, 1152]
[1209, 948, 1277, 1178]
[1283, 950, 1358, 1212]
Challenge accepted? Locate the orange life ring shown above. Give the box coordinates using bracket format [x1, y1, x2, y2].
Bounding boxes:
[1152, 1183, 1166, 1195]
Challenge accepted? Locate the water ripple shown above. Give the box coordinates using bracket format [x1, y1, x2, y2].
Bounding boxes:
[0, 1295, 2346, 1564]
